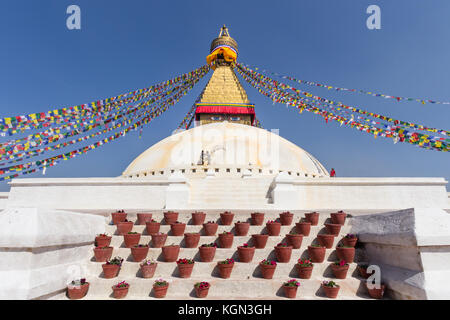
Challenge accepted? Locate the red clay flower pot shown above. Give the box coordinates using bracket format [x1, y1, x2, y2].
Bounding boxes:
[218, 263, 234, 278]
[296, 222, 311, 236]
[251, 212, 265, 225]
[151, 233, 167, 248]
[325, 223, 342, 236]
[252, 234, 269, 249]
[199, 246, 216, 262]
[123, 233, 141, 248]
[279, 212, 294, 226]
[67, 282, 89, 299]
[102, 264, 120, 278]
[220, 212, 234, 225]
[343, 237, 358, 247]
[93, 247, 113, 262]
[336, 246, 355, 263]
[234, 222, 250, 236]
[184, 233, 200, 248]
[112, 285, 129, 299]
[177, 263, 194, 278]
[331, 264, 349, 279]
[317, 234, 335, 249]
[137, 213, 153, 225]
[170, 222, 186, 236]
[296, 265, 314, 279]
[111, 212, 127, 225]
[330, 211, 347, 225]
[195, 287, 210, 298]
[218, 233, 234, 248]
[162, 245, 180, 262]
[203, 222, 218, 236]
[358, 265, 370, 279]
[192, 212, 206, 225]
[305, 212, 319, 226]
[153, 284, 169, 298]
[308, 246, 326, 263]
[283, 285, 298, 298]
[260, 263, 277, 279]
[286, 233, 303, 249]
[145, 221, 160, 235]
[366, 283, 385, 299]
[266, 222, 281, 236]
[322, 284, 340, 298]
[237, 246, 255, 262]
[117, 221, 133, 235]
[140, 263, 157, 278]
[275, 246, 293, 263]
[130, 245, 149, 262]
[164, 211, 178, 225]
[95, 235, 111, 247]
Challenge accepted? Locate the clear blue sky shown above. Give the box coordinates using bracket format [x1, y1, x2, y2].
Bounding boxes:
[1, 0, 449, 192]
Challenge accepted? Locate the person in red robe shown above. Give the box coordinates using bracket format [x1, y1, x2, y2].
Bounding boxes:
[330, 168, 336, 177]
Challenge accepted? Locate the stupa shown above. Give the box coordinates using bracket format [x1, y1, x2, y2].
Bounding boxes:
[0, 26, 449, 300]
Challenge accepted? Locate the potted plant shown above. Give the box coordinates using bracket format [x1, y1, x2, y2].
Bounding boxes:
[153, 278, 169, 298]
[237, 243, 255, 262]
[308, 244, 326, 263]
[184, 232, 201, 248]
[295, 219, 311, 236]
[286, 230, 303, 249]
[330, 210, 347, 225]
[325, 223, 342, 236]
[162, 244, 180, 262]
[111, 210, 127, 225]
[67, 278, 89, 299]
[218, 231, 234, 248]
[217, 258, 235, 278]
[192, 212, 206, 225]
[123, 231, 141, 248]
[194, 281, 210, 298]
[259, 259, 277, 279]
[331, 259, 349, 279]
[296, 259, 314, 279]
[137, 212, 153, 225]
[102, 256, 124, 278]
[279, 211, 294, 226]
[177, 258, 195, 278]
[274, 242, 293, 263]
[140, 259, 157, 278]
[251, 212, 265, 225]
[203, 221, 219, 236]
[94, 233, 111, 247]
[151, 232, 168, 248]
[164, 211, 179, 225]
[220, 211, 234, 225]
[145, 219, 161, 235]
[234, 221, 250, 236]
[282, 279, 300, 298]
[112, 280, 129, 299]
[117, 219, 134, 235]
[317, 233, 335, 248]
[266, 220, 281, 236]
[131, 244, 149, 262]
[170, 221, 186, 236]
[342, 233, 358, 247]
[251, 233, 269, 249]
[366, 282, 386, 299]
[93, 246, 113, 262]
[357, 264, 371, 279]
[336, 244, 355, 263]
[322, 280, 340, 298]
[304, 212, 319, 226]
[199, 242, 217, 262]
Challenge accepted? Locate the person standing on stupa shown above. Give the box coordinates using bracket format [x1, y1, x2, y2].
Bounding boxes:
[330, 168, 336, 177]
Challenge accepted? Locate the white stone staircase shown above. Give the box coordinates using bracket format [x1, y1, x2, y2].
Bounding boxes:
[59, 210, 378, 300]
